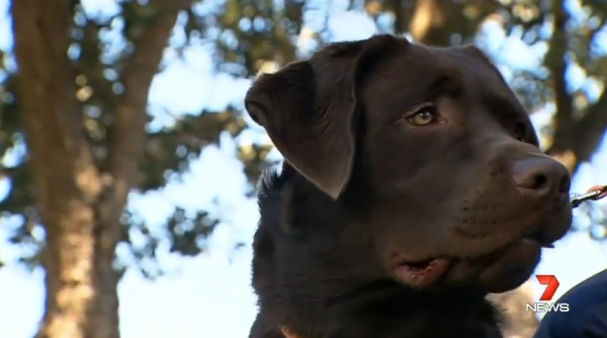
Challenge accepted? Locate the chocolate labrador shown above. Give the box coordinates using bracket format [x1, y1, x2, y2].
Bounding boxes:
[244, 34, 572, 338]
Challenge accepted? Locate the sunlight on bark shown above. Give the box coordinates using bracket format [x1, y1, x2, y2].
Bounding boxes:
[488, 281, 538, 338]
[551, 150, 577, 174]
[409, 0, 443, 43]
[37, 201, 97, 338]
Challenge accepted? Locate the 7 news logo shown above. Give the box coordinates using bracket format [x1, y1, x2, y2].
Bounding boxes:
[525, 274, 570, 313]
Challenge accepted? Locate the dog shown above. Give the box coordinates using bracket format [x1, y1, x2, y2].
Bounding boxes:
[244, 34, 573, 338]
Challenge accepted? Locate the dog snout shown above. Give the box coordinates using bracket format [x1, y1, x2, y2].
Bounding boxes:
[512, 156, 570, 198]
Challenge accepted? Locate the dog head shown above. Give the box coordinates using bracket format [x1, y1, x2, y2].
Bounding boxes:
[246, 34, 572, 294]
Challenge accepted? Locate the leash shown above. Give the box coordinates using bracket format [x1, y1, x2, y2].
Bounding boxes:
[571, 185, 607, 207]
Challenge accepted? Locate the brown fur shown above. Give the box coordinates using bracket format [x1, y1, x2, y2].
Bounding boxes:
[245, 34, 572, 338]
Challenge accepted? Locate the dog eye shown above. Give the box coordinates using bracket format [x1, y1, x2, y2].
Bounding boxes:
[407, 105, 438, 126]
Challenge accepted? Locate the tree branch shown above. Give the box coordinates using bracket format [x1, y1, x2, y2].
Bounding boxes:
[384, 0, 411, 34]
[545, 1, 607, 175]
[544, 0, 577, 172]
[106, 0, 195, 212]
[570, 90, 607, 166]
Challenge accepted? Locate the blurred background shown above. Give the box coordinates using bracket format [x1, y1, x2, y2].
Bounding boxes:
[0, 0, 606, 338]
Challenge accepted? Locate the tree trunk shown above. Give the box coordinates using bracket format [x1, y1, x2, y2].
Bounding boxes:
[10, 1, 191, 338]
[11, 3, 121, 338]
[37, 212, 121, 338]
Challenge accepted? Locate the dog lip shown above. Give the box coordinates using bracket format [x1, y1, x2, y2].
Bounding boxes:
[390, 216, 567, 286]
[392, 257, 450, 288]
[461, 233, 554, 267]
[390, 233, 544, 268]
[522, 230, 557, 248]
[390, 235, 553, 288]
[391, 254, 436, 267]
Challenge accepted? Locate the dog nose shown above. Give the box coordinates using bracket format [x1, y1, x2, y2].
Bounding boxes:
[512, 156, 570, 196]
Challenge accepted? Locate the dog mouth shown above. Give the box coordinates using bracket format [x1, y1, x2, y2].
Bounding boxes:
[392, 195, 572, 289]
[392, 231, 556, 289]
[393, 257, 450, 288]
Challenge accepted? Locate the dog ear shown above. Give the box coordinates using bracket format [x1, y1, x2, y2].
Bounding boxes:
[459, 45, 495, 65]
[244, 34, 401, 199]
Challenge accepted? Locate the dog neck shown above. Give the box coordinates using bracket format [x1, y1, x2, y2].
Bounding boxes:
[252, 166, 504, 338]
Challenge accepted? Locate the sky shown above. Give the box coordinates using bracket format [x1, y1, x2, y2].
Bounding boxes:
[0, 1, 607, 338]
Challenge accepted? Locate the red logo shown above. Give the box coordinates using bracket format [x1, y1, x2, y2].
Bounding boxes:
[536, 274, 560, 301]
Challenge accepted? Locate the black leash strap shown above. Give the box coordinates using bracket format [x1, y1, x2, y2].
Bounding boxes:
[571, 185, 607, 208]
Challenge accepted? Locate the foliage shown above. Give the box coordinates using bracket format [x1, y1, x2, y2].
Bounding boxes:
[0, 0, 260, 275]
[1, 0, 606, 288]
[1, 1, 606, 338]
